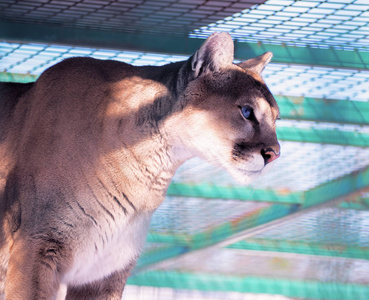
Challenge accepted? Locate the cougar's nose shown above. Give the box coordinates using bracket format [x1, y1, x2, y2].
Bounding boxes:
[261, 145, 280, 165]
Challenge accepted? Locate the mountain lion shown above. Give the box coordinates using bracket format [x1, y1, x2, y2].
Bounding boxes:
[0, 32, 280, 299]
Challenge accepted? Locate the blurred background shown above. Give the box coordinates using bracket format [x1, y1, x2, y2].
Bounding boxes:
[1, 0, 369, 299]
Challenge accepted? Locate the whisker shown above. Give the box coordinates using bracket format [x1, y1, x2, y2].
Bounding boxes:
[177, 157, 229, 182]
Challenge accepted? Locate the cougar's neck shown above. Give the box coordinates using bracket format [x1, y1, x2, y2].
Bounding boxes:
[100, 62, 193, 211]
[101, 129, 191, 212]
[137, 60, 191, 100]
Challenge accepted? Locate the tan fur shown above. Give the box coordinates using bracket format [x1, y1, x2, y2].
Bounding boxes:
[0, 33, 280, 299]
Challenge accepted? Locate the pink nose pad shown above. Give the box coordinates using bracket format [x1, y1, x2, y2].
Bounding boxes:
[264, 150, 280, 164]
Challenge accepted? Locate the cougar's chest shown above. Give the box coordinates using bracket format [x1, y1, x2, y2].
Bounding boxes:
[63, 211, 152, 286]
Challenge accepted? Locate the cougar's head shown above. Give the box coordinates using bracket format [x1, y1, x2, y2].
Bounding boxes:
[166, 33, 280, 184]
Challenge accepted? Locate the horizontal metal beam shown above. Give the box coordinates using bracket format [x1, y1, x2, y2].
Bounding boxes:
[128, 269, 369, 300]
[277, 96, 369, 126]
[168, 165, 369, 210]
[235, 42, 369, 70]
[277, 126, 369, 147]
[303, 166, 369, 208]
[136, 244, 187, 270]
[228, 239, 369, 260]
[1, 20, 368, 69]
[167, 183, 303, 204]
[0, 20, 200, 55]
[0, 72, 38, 83]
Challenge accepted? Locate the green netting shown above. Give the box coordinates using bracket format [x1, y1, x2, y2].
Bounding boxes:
[192, 0, 369, 51]
[130, 203, 369, 299]
[147, 197, 293, 248]
[0, 42, 188, 76]
[229, 206, 369, 259]
[253, 207, 369, 246]
[263, 64, 369, 101]
[0, 0, 265, 36]
[129, 248, 369, 300]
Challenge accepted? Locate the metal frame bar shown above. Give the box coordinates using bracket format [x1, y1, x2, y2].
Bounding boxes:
[1, 20, 368, 69]
[276, 96, 369, 126]
[228, 239, 369, 260]
[303, 166, 369, 208]
[0, 72, 38, 83]
[128, 271, 369, 300]
[277, 126, 369, 148]
[169, 165, 369, 207]
[167, 183, 303, 204]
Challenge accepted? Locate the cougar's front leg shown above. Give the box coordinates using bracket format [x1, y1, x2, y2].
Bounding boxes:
[5, 235, 69, 300]
[65, 267, 133, 300]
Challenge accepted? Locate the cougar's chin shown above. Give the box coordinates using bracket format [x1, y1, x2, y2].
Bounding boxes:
[225, 165, 262, 185]
[224, 155, 272, 185]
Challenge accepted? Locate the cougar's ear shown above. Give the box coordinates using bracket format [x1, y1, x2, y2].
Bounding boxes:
[237, 52, 273, 75]
[189, 32, 234, 78]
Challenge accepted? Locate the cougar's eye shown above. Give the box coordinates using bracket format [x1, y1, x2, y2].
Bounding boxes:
[240, 106, 253, 119]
